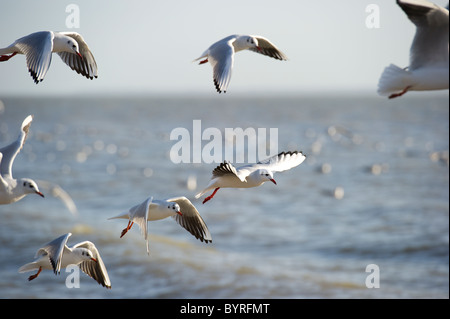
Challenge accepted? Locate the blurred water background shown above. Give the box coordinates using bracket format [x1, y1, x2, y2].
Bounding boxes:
[0, 93, 448, 298]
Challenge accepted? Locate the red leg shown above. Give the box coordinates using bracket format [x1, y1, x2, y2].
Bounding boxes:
[199, 58, 208, 65]
[202, 187, 220, 204]
[0, 52, 17, 62]
[28, 267, 42, 281]
[120, 221, 134, 238]
[389, 86, 411, 99]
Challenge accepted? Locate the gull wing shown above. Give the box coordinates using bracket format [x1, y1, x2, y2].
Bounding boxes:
[249, 35, 288, 60]
[167, 196, 212, 243]
[13, 31, 54, 83]
[72, 241, 111, 289]
[397, 0, 449, 69]
[57, 32, 98, 79]
[0, 115, 33, 179]
[36, 233, 72, 275]
[254, 151, 306, 173]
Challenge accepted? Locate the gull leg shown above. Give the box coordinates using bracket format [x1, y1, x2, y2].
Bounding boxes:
[28, 267, 42, 281]
[388, 86, 411, 99]
[202, 187, 220, 204]
[120, 221, 134, 238]
[0, 52, 17, 62]
[199, 58, 208, 65]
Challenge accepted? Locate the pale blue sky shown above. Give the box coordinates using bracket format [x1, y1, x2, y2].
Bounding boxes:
[0, 0, 448, 96]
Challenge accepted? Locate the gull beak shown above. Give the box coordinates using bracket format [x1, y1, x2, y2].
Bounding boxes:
[36, 191, 45, 198]
[91, 258, 98, 263]
[177, 211, 182, 216]
[76, 51, 83, 59]
[256, 46, 262, 52]
[270, 179, 277, 185]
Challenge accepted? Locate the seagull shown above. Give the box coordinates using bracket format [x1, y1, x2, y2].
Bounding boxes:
[0, 115, 44, 204]
[109, 196, 212, 254]
[194, 34, 288, 93]
[195, 151, 306, 204]
[0, 31, 98, 83]
[377, 0, 449, 99]
[18, 233, 111, 289]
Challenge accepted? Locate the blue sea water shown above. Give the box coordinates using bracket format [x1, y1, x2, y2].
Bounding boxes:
[0, 93, 448, 299]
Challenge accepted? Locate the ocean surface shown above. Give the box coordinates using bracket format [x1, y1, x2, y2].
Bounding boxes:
[0, 93, 448, 299]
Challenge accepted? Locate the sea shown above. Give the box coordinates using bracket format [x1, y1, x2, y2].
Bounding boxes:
[0, 93, 448, 299]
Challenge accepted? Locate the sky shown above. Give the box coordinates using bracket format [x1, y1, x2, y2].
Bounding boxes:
[0, 0, 448, 97]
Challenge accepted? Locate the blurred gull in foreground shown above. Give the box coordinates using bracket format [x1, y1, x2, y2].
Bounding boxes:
[378, 0, 449, 98]
[109, 196, 212, 254]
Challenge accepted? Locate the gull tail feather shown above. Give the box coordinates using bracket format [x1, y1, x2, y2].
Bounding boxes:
[377, 64, 411, 96]
[18, 262, 38, 273]
[108, 212, 129, 220]
[195, 188, 210, 199]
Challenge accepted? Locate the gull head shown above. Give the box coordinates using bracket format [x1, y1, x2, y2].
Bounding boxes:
[259, 169, 276, 185]
[77, 248, 97, 262]
[20, 178, 44, 198]
[245, 36, 261, 52]
[167, 202, 182, 216]
[65, 38, 82, 59]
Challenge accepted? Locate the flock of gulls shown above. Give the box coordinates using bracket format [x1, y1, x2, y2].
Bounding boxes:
[0, 0, 449, 290]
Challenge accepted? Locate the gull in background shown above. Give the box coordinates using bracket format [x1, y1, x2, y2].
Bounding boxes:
[0, 31, 98, 83]
[18, 233, 111, 289]
[378, 0, 449, 98]
[194, 34, 288, 93]
[109, 196, 212, 254]
[196, 151, 306, 204]
[0, 115, 44, 204]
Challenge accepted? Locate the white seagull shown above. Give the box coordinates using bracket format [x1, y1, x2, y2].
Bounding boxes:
[0, 115, 44, 204]
[109, 196, 212, 254]
[0, 31, 98, 83]
[195, 151, 306, 204]
[18, 233, 111, 289]
[377, 0, 449, 98]
[194, 34, 288, 93]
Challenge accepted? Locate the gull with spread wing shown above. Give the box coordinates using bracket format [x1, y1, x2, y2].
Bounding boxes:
[0, 31, 98, 83]
[109, 196, 212, 254]
[19, 233, 111, 289]
[194, 34, 288, 93]
[0, 115, 44, 204]
[196, 151, 306, 204]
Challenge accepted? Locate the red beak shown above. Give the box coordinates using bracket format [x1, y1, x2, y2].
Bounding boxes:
[177, 211, 182, 216]
[36, 191, 45, 198]
[91, 258, 98, 263]
[270, 179, 277, 185]
[76, 52, 83, 59]
[256, 46, 262, 52]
